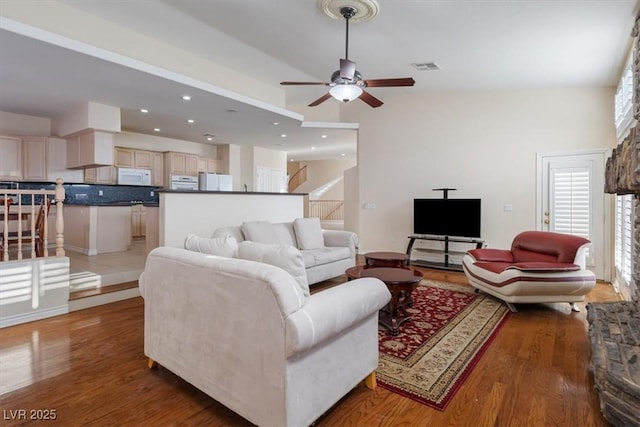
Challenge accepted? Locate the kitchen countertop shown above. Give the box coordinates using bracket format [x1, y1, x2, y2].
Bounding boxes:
[65, 201, 159, 207]
[158, 190, 307, 196]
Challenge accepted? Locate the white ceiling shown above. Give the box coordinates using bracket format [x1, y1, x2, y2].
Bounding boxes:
[1, 0, 637, 160]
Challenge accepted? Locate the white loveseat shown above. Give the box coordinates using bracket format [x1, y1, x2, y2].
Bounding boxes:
[139, 246, 390, 427]
[212, 218, 358, 285]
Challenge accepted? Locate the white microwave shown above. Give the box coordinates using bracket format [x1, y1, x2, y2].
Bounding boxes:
[117, 168, 151, 186]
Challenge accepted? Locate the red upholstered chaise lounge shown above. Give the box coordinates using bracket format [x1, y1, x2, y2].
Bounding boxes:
[461, 231, 596, 312]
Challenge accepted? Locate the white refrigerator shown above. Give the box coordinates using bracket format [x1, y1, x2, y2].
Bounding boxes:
[198, 173, 233, 191]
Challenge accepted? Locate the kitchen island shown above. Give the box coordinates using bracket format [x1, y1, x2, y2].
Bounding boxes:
[64, 204, 133, 255]
[151, 190, 308, 250]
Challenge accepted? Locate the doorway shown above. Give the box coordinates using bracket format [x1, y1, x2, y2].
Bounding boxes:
[536, 150, 610, 280]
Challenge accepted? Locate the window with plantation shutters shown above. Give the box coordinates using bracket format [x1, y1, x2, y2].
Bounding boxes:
[615, 194, 633, 285]
[550, 165, 592, 262]
[613, 46, 636, 298]
[615, 57, 633, 141]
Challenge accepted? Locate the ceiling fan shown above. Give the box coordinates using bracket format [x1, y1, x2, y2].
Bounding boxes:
[280, 6, 415, 108]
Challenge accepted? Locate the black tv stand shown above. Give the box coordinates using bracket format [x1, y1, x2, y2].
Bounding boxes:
[406, 234, 484, 272]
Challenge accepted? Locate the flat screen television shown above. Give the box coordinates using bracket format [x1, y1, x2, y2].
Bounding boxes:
[413, 198, 481, 238]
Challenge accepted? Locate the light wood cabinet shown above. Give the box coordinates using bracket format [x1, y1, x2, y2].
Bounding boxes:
[0, 136, 22, 180]
[185, 154, 198, 175]
[134, 150, 153, 169]
[131, 204, 147, 237]
[21, 136, 47, 181]
[114, 147, 134, 168]
[46, 137, 84, 183]
[164, 151, 199, 186]
[84, 165, 115, 184]
[66, 130, 114, 169]
[198, 157, 222, 173]
[151, 152, 164, 187]
[114, 147, 154, 170]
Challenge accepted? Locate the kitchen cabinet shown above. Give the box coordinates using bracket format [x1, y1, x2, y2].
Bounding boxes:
[46, 137, 84, 183]
[84, 165, 115, 184]
[66, 129, 114, 169]
[164, 151, 198, 186]
[114, 147, 134, 168]
[0, 136, 22, 180]
[198, 157, 222, 173]
[115, 147, 153, 169]
[151, 152, 164, 187]
[21, 136, 47, 181]
[131, 204, 146, 237]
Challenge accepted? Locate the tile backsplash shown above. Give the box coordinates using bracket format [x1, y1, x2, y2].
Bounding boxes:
[0, 181, 160, 205]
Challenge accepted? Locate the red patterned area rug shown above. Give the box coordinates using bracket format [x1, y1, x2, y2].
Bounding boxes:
[377, 280, 510, 410]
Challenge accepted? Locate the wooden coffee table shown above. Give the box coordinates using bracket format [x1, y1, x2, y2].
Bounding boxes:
[346, 266, 423, 335]
[364, 251, 409, 268]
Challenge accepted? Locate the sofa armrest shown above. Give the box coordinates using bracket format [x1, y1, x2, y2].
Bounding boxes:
[322, 230, 358, 256]
[285, 278, 390, 357]
[467, 248, 514, 263]
[506, 262, 581, 272]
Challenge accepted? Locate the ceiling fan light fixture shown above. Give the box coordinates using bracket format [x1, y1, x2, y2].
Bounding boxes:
[329, 84, 362, 102]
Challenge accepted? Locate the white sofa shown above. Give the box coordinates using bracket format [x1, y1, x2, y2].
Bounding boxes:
[139, 246, 390, 427]
[212, 218, 358, 285]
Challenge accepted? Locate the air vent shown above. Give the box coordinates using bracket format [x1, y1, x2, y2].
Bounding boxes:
[411, 62, 440, 71]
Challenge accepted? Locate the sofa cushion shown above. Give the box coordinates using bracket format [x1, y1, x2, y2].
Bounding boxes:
[242, 221, 279, 245]
[238, 241, 310, 296]
[273, 222, 298, 247]
[301, 247, 352, 268]
[293, 217, 324, 250]
[185, 234, 238, 258]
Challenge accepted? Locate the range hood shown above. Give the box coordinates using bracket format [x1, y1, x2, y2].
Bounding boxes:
[66, 129, 115, 169]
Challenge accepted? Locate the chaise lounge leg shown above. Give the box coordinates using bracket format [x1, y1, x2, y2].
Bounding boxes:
[570, 302, 581, 312]
[148, 358, 157, 369]
[505, 302, 518, 312]
[364, 372, 377, 390]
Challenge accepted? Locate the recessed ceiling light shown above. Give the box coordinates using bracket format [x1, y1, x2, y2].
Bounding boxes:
[321, 134, 328, 139]
[290, 158, 294, 162]
[203, 133, 216, 141]
[153, 128, 160, 132]
[341, 153, 346, 156]
[311, 146, 316, 150]
[140, 108, 149, 113]
[181, 95, 192, 101]
[272, 122, 279, 126]
[207, 137, 213, 141]
[186, 119, 195, 124]
[281, 134, 287, 138]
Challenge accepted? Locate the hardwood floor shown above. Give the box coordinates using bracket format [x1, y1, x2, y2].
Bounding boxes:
[0, 267, 617, 426]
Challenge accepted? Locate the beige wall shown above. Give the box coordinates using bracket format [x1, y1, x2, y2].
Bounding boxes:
[114, 131, 218, 158]
[0, 111, 51, 136]
[292, 159, 357, 199]
[342, 87, 616, 252]
[254, 146, 287, 170]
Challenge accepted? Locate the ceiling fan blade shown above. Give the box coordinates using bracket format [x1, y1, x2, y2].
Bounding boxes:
[280, 81, 329, 86]
[340, 58, 356, 81]
[359, 90, 384, 108]
[364, 77, 416, 88]
[308, 93, 333, 107]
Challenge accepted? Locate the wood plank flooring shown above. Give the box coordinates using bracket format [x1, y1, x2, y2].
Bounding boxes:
[0, 267, 617, 426]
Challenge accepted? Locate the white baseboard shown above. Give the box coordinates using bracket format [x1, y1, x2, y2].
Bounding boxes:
[64, 245, 97, 256]
[0, 305, 69, 328]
